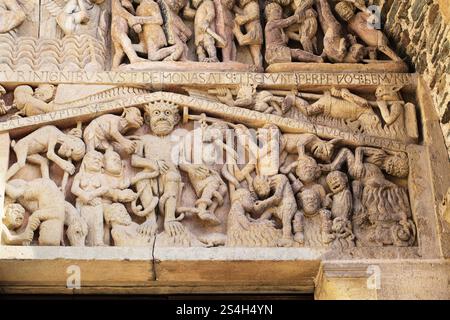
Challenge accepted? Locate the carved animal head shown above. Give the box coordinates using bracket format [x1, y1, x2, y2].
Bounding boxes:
[326, 171, 348, 194]
[3, 203, 25, 230]
[231, 188, 254, 210]
[375, 85, 403, 101]
[144, 101, 180, 136]
[122, 107, 144, 129]
[104, 203, 132, 226]
[67, 218, 88, 247]
[34, 84, 56, 103]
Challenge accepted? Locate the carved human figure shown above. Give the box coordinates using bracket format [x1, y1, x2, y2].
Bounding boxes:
[134, 0, 178, 61]
[6, 125, 85, 181]
[131, 102, 185, 237]
[0, 0, 26, 33]
[321, 147, 414, 246]
[226, 188, 281, 247]
[252, 174, 303, 246]
[83, 107, 143, 154]
[233, 0, 263, 70]
[218, 0, 237, 63]
[104, 203, 153, 246]
[286, 0, 318, 54]
[316, 0, 364, 63]
[55, 0, 106, 37]
[264, 1, 323, 65]
[13, 85, 57, 117]
[334, 0, 402, 61]
[178, 123, 229, 225]
[1, 203, 33, 245]
[280, 145, 326, 197]
[164, 0, 192, 61]
[321, 170, 355, 247]
[191, 0, 221, 62]
[5, 179, 66, 246]
[111, 0, 159, 67]
[297, 87, 381, 133]
[375, 85, 418, 140]
[216, 86, 293, 115]
[71, 151, 109, 246]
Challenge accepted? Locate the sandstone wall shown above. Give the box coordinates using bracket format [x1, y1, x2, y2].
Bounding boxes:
[375, 0, 450, 157]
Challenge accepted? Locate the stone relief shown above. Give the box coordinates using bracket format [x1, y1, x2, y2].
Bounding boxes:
[1, 88, 417, 249]
[0, 0, 407, 72]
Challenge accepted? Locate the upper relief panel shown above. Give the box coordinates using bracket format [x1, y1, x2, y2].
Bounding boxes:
[0, 0, 408, 72]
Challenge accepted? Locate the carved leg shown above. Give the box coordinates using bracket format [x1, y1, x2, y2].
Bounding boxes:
[112, 42, 126, 68]
[5, 144, 28, 181]
[293, 210, 305, 244]
[204, 36, 218, 62]
[249, 45, 263, 71]
[26, 154, 50, 179]
[378, 43, 402, 62]
[278, 207, 295, 247]
[320, 209, 334, 245]
[300, 36, 315, 54]
[291, 49, 324, 63]
[196, 45, 208, 62]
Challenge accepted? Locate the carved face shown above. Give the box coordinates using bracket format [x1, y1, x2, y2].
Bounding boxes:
[3, 204, 25, 230]
[104, 149, 122, 175]
[375, 86, 402, 101]
[296, 156, 320, 183]
[145, 102, 180, 136]
[326, 171, 348, 194]
[83, 151, 103, 172]
[165, 0, 188, 12]
[34, 84, 56, 103]
[59, 136, 86, 161]
[123, 107, 144, 129]
[253, 175, 271, 199]
[265, 3, 283, 20]
[300, 189, 321, 215]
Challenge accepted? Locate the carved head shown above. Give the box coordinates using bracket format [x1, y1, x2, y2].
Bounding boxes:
[296, 155, 321, 183]
[67, 218, 88, 247]
[144, 101, 180, 136]
[34, 84, 56, 103]
[231, 188, 254, 210]
[383, 153, 409, 178]
[375, 85, 403, 101]
[122, 107, 144, 129]
[331, 217, 350, 234]
[253, 175, 271, 199]
[265, 2, 283, 20]
[238, 0, 254, 7]
[344, 43, 365, 63]
[3, 204, 25, 230]
[165, 0, 188, 12]
[59, 134, 86, 162]
[300, 189, 321, 216]
[104, 148, 123, 176]
[104, 203, 132, 226]
[335, 1, 355, 21]
[13, 86, 34, 107]
[81, 150, 104, 173]
[326, 171, 348, 194]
